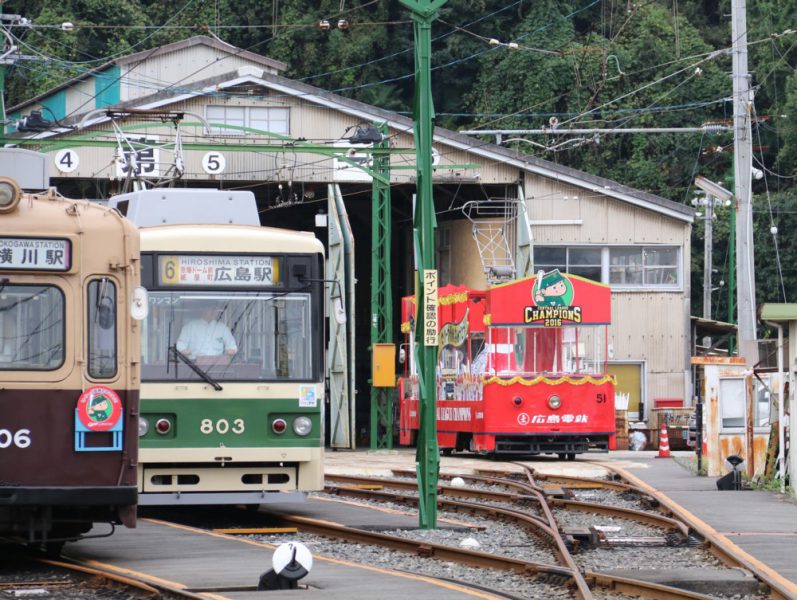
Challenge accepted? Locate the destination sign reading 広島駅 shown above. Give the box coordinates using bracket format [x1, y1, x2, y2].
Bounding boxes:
[0, 238, 71, 271]
[158, 255, 280, 287]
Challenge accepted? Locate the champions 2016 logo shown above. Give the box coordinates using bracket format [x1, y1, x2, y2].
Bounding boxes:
[526, 269, 582, 326]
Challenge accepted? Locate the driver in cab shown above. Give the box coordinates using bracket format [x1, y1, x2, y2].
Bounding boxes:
[176, 305, 237, 360]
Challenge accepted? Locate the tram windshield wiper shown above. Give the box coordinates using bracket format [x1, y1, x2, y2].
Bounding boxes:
[169, 345, 223, 391]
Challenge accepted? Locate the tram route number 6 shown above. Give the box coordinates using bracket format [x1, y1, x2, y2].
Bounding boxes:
[0, 428, 31, 448]
[200, 418, 244, 435]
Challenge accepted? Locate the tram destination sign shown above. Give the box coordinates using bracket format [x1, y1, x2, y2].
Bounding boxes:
[0, 237, 71, 271]
[158, 254, 280, 287]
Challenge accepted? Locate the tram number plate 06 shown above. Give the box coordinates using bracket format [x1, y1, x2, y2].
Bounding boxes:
[200, 418, 245, 435]
[0, 428, 31, 449]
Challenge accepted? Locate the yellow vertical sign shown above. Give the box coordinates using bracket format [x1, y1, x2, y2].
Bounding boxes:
[423, 269, 438, 346]
[160, 255, 180, 284]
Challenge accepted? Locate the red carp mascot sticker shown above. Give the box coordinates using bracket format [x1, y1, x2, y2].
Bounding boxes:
[76, 386, 122, 431]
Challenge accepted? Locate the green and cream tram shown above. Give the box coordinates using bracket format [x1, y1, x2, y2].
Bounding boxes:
[111, 189, 324, 505]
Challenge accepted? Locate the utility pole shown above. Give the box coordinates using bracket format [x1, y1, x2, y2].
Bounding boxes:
[731, 0, 757, 363]
[399, 0, 446, 530]
[731, 0, 759, 479]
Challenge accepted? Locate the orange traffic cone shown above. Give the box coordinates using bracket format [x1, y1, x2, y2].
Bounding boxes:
[656, 423, 671, 458]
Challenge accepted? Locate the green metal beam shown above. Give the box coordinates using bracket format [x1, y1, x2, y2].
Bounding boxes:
[1, 122, 415, 185]
[400, 0, 446, 530]
[370, 122, 395, 450]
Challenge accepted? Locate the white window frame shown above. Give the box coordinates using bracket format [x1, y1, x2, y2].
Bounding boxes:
[609, 246, 680, 290]
[205, 105, 290, 136]
[718, 377, 772, 433]
[534, 245, 682, 291]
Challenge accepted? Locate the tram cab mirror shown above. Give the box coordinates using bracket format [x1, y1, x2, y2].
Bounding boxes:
[130, 287, 149, 321]
[333, 297, 346, 324]
[399, 346, 406, 364]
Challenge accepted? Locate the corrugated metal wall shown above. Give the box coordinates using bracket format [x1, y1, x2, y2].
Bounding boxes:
[525, 176, 691, 410]
[45, 93, 519, 184]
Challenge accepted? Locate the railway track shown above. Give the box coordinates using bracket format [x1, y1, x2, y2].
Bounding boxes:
[61, 461, 784, 600]
[0, 546, 207, 599]
[171, 464, 771, 600]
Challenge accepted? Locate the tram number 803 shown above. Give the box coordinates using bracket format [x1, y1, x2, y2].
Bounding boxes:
[0, 428, 32, 449]
[200, 418, 245, 435]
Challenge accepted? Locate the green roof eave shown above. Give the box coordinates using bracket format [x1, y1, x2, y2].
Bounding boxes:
[760, 303, 797, 322]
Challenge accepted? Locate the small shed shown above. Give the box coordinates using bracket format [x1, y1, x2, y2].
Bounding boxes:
[758, 304, 796, 489]
[692, 356, 779, 477]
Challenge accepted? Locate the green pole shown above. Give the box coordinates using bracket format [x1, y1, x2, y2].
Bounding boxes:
[400, 0, 446, 529]
[370, 122, 395, 450]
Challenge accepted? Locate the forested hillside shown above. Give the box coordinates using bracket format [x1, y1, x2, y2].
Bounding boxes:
[5, 0, 797, 316]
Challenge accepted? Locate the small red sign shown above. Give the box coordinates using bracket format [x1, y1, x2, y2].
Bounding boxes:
[76, 386, 122, 431]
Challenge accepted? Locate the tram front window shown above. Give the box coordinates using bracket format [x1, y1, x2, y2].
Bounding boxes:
[142, 292, 314, 382]
[488, 325, 606, 376]
[0, 285, 64, 371]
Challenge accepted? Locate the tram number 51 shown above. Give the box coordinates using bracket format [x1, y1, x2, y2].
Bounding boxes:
[0, 428, 32, 448]
[200, 418, 245, 435]
[596, 393, 607, 404]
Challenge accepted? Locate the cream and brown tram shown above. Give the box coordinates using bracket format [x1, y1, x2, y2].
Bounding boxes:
[0, 177, 143, 552]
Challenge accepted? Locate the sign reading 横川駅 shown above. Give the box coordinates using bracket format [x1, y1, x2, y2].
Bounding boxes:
[423, 269, 438, 346]
[158, 255, 280, 287]
[0, 237, 71, 271]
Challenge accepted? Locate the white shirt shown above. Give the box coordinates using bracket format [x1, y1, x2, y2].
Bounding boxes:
[176, 319, 237, 357]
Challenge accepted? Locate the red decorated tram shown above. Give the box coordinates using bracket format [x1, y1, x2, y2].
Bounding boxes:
[399, 272, 616, 459]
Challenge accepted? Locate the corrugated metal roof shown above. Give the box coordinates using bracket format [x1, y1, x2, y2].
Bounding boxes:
[11, 42, 694, 224]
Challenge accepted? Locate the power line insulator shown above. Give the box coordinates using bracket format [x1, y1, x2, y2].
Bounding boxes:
[337, 19, 349, 30]
[318, 20, 331, 31]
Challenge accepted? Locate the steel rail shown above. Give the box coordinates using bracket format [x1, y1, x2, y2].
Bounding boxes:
[595, 461, 797, 600]
[529, 470, 643, 493]
[327, 473, 536, 503]
[319, 484, 716, 600]
[278, 512, 568, 576]
[547, 498, 691, 537]
[332, 473, 689, 541]
[38, 556, 216, 599]
[324, 484, 555, 538]
[390, 468, 546, 494]
[584, 572, 717, 600]
[515, 465, 594, 600]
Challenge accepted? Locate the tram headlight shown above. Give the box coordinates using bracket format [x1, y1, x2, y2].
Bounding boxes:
[0, 177, 21, 214]
[293, 416, 312, 436]
[547, 395, 562, 410]
[138, 417, 150, 437]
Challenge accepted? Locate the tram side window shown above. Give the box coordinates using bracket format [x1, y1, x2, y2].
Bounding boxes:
[0, 285, 64, 370]
[88, 279, 117, 378]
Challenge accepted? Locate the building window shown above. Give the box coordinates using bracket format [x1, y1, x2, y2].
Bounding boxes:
[206, 105, 290, 135]
[719, 378, 771, 430]
[610, 247, 679, 287]
[535, 246, 602, 282]
[535, 245, 681, 289]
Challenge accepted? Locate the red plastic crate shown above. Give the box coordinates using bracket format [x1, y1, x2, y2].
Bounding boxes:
[654, 398, 684, 409]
